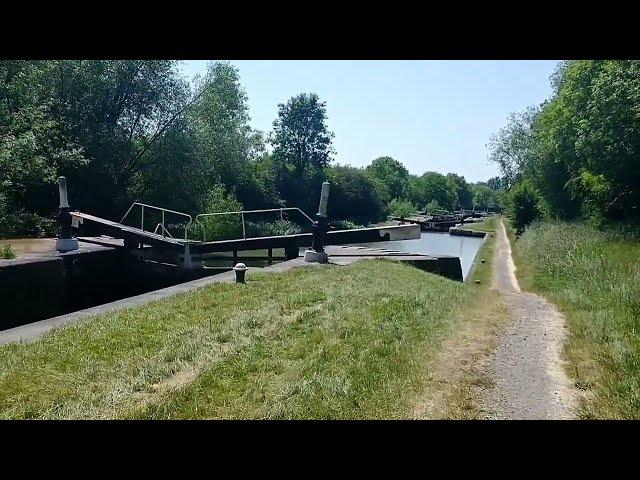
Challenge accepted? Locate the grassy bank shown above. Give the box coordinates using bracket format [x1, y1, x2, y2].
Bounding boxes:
[510, 221, 640, 418]
[414, 215, 512, 419]
[0, 260, 475, 419]
[463, 216, 496, 234]
[464, 216, 496, 288]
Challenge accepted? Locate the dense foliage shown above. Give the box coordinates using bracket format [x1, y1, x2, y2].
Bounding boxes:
[1, 60, 498, 239]
[490, 60, 640, 233]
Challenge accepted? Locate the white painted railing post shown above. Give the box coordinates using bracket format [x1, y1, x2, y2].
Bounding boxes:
[58, 176, 70, 209]
[55, 176, 79, 252]
[317, 181, 330, 218]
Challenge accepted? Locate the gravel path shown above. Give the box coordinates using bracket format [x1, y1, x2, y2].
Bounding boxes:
[478, 219, 578, 419]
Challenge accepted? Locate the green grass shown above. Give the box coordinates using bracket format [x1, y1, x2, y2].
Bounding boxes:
[511, 221, 640, 418]
[463, 216, 496, 233]
[1, 244, 16, 259]
[465, 217, 497, 287]
[0, 260, 470, 419]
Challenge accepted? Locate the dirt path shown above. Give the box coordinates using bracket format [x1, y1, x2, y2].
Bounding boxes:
[478, 219, 579, 419]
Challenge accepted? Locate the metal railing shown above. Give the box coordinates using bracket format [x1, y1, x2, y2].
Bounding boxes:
[120, 202, 193, 240]
[195, 207, 315, 242]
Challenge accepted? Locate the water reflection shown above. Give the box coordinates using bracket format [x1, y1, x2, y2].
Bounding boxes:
[354, 232, 484, 280]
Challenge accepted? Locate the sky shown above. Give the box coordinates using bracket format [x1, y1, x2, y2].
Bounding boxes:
[178, 60, 559, 183]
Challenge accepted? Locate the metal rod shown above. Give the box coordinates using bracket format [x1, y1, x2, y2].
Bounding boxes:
[119, 202, 137, 224]
[120, 201, 193, 240]
[241, 212, 246, 239]
[162, 211, 165, 237]
[196, 207, 314, 225]
[141, 206, 144, 232]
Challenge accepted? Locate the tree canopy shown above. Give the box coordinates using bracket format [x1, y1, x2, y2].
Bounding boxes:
[365, 156, 409, 203]
[1, 60, 501, 238]
[490, 60, 640, 232]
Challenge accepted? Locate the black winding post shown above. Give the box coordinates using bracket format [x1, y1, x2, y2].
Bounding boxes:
[55, 176, 79, 252]
[304, 182, 330, 264]
[310, 214, 327, 254]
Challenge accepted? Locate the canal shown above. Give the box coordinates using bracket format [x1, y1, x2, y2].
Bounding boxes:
[354, 231, 485, 281]
[202, 231, 486, 280]
[1, 230, 483, 331]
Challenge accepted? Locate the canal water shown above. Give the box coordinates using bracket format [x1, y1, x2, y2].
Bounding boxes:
[203, 232, 486, 280]
[354, 232, 485, 281]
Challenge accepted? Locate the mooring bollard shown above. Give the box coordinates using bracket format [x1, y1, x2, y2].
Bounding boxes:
[233, 262, 248, 283]
[55, 176, 79, 253]
[304, 182, 330, 264]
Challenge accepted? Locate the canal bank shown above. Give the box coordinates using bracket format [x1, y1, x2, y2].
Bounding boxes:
[0, 257, 475, 419]
[0, 243, 462, 343]
[0, 217, 502, 419]
[0, 239, 221, 331]
[3, 213, 479, 336]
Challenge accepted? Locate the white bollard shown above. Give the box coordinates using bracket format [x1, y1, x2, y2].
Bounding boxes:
[55, 176, 79, 252]
[317, 182, 330, 217]
[58, 176, 70, 209]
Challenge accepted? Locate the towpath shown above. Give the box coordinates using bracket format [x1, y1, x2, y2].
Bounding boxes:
[478, 218, 579, 419]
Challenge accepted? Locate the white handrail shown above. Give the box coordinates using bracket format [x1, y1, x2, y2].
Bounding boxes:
[195, 207, 315, 242]
[120, 202, 193, 240]
[153, 223, 174, 238]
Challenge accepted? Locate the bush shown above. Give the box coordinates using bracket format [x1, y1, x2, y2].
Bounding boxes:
[326, 165, 386, 224]
[246, 220, 302, 237]
[332, 219, 364, 230]
[507, 181, 541, 235]
[425, 199, 442, 213]
[1, 244, 16, 259]
[388, 199, 417, 218]
[0, 204, 57, 239]
[197, 184, 244, 241]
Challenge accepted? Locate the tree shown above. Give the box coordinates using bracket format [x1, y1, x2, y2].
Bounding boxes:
[0, 61, 86, 236]
[326, 165, 386, 224]
[487, 176, 505, 191]
[426, 199, 442, 213]
[365, 156, 409, 202]
[48, 60, 193, 218]
[491, 60, 640, 225]
[0, 60, 281, 238]
[408, 171, 457, 211]
[446, 173, 473, 210]
[556, 61, 640, 221]
[189, 62, 268, 211]
[198, 184, 244, 241]
[488, 106, 539, 189]
[508, 180, 541, 234]
[471, 184, 495, 210]
[271, 93, 334, 177]
[388, 198, 417, 218]
[269, 93, 334, 214]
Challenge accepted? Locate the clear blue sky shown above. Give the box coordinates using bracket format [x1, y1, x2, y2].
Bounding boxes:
[178, 60, 559, 183]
